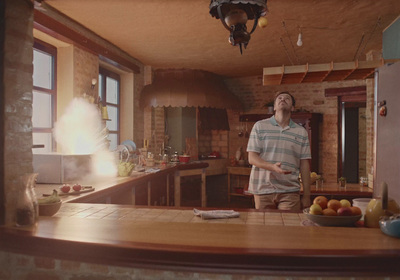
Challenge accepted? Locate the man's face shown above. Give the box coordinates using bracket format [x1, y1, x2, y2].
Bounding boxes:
[274, 93, 294, 112]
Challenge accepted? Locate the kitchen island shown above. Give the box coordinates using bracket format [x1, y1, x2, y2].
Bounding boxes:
[9, 164, 395, 278]
[1, 203, 400, 278]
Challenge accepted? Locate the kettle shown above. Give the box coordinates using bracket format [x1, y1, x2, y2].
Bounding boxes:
[364, 182, 400, 228]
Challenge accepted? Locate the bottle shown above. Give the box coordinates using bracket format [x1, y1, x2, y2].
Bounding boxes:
[15, 173, 39, 227]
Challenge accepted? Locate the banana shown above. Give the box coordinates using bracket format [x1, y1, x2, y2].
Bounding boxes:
[38, 189, 61, 204]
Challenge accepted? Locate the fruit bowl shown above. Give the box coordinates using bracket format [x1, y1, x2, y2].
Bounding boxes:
[303, 208, 362, 227]
[38, 201, 62, 216]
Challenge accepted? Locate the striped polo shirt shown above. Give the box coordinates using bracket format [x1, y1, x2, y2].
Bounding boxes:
[246, 116, 311, 195]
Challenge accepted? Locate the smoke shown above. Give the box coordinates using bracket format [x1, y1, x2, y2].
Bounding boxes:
[54, 97, 117, 178]
[54, 98, 103, 155]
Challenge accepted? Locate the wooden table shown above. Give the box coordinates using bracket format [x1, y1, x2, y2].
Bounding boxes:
[174, 166, 207, 207]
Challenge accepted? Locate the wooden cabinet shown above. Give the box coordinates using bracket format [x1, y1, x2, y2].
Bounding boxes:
[227, 167, 252, 204]
[239, 112, 322, 173]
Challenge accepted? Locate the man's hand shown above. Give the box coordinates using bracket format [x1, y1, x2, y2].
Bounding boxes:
[272, 162, 292, 174]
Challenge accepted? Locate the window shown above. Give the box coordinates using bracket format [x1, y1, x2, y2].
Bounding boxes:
[98, 68, 120, 150]
[32, 40, 57, 153]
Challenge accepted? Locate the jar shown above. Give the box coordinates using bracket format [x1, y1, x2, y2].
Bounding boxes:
[359, 177, 368, 186]
[16, 173, 39, 227]
[171, 152, 179, 163]
[364, 198, 400, 228]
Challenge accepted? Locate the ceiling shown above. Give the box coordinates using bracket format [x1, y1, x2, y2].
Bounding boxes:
[42, 0, 400, 78]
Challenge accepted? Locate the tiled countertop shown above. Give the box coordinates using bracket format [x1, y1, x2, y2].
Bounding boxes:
[55, 203, 307, 226]
[2, 203, 400, 276]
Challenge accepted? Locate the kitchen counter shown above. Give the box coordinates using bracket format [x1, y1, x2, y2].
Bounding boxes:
[35, 161, 209, 205]
[1, 203, 400, 276]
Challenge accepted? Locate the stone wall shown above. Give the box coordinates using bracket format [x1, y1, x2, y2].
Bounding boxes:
[3, 0, 34, 226]
[3, 251, 396, 280]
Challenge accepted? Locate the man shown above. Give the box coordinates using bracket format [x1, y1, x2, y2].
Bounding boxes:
[247, 91, 311, 211]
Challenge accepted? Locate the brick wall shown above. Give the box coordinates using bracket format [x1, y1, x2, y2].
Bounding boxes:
[73, 47, 99, 98]
[224, 76, 373, 183]
[142, 76, 374, 184]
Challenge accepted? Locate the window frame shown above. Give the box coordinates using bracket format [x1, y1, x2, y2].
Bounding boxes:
[32, 39, 57, 152]
[99, 67, 120, 148]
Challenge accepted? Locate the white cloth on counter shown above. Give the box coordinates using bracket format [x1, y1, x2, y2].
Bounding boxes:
[144, 168, 160, 173]
[193, 208, 240, 220]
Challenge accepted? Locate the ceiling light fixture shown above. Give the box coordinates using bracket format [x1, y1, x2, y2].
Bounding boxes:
[209, 0, 268, 54]
[296, 30, 303, 47]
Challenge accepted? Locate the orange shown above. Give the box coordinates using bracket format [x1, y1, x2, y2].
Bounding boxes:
[350, 206, 362, 216]
[327, 199, 341, 212]
[322, 208, 337, 216]
[313, 196, 328, 209]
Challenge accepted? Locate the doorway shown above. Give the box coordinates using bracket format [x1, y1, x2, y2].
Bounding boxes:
[325, 86, 367, 183]
[338, 96, 367, 183]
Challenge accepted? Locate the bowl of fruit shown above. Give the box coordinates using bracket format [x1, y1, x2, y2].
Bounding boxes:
[303, 196, 362, 226]
[38, 189, 62, 216]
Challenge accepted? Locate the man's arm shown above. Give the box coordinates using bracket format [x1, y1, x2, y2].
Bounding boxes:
[248, 151, 291, 174]
[300, 159, 311, 209]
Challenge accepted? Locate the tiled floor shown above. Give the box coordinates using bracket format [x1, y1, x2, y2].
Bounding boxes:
[54, 204, 308, 226]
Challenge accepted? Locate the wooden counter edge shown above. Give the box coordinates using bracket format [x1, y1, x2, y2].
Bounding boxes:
[1, 216, 399, 277]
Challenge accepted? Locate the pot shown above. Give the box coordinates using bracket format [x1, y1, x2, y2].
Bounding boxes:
[364, 182, 400, 228]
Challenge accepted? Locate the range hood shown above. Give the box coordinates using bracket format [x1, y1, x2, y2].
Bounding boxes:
[140, 69, 243, 110]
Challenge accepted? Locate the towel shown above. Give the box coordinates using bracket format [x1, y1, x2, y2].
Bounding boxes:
[145, 168, 160, 173]
[193, 208, 240, 220]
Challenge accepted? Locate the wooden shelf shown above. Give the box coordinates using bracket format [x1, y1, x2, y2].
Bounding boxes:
[263, 60, 384, 85]
[227, 167, 252, 203]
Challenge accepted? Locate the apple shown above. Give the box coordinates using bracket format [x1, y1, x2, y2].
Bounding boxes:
[60, 184, 70, 193]
[73, 184, 82, 192]
[337, 207, 353, 216]
[310, 203, 323, 215]
[313, 196, 328, 209]
[340, 199, 351, 208]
